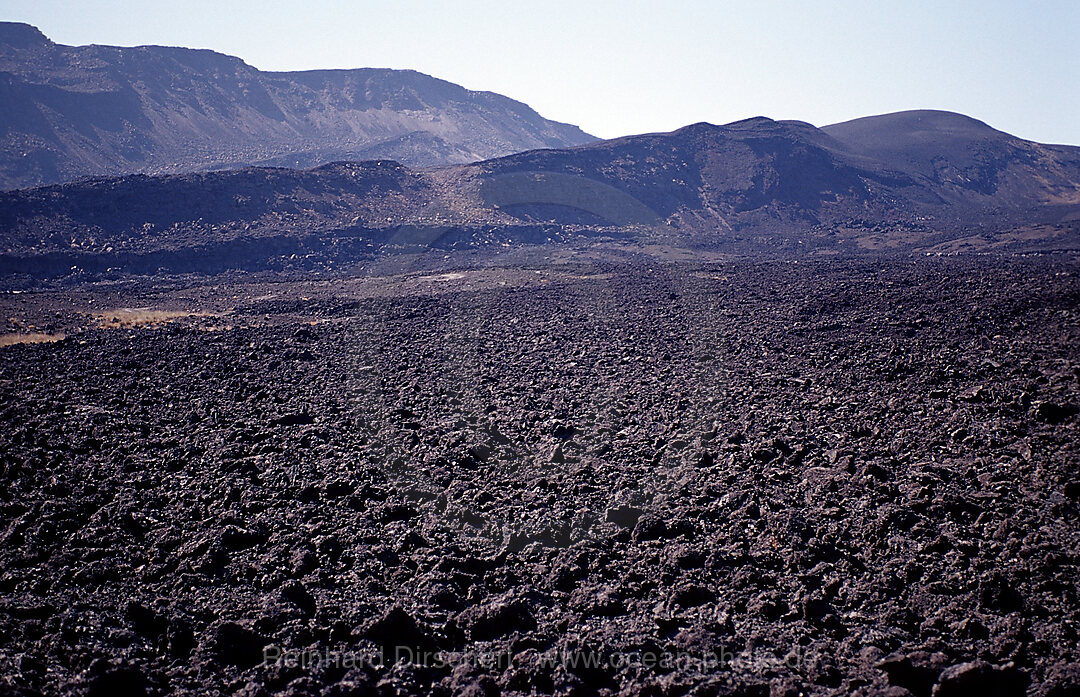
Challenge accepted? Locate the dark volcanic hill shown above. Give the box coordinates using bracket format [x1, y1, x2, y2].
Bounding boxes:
[822, 110, 1080, 208]
[477, 111, 1080, 232]
[1, 110, 1079, 280]
[0, 22, 594, 190]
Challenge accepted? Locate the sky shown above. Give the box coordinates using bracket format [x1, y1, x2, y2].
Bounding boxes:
[2, 0, 1078, 145]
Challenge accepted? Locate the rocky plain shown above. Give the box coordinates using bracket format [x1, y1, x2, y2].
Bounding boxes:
[1, 248, 1079, 697]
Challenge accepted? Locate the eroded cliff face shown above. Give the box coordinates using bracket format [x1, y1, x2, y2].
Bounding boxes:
[0, 22, 595, 190]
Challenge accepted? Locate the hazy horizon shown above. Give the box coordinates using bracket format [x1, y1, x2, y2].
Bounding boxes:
[1, 0, 1078, 146]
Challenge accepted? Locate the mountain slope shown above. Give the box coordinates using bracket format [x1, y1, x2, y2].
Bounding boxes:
[823, 110, 1080, 207]
[0, 22, 595, 190]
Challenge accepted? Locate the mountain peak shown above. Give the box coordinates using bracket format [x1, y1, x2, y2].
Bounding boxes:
[673, 122, 721, 135]
[728, 116, 776, 127]
[0, 22, 52, 49]
[824, 109, 1001, 142]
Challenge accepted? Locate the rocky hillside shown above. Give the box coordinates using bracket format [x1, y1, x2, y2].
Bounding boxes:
[822, 110, 1080, 209]
[0, 22, 594, 190]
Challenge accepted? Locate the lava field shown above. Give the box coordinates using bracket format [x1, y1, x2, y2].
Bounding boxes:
[2, 255, 1080, 697]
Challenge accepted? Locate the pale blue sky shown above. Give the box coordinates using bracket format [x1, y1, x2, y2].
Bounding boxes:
[2, 0, 1077, 144]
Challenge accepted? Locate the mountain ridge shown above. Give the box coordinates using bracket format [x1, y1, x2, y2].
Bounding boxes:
[0, 22, 595, 190]
[2, 108, 1078, 281]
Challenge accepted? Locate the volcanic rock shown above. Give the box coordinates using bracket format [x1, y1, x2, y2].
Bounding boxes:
[932, 661, 1028, 697]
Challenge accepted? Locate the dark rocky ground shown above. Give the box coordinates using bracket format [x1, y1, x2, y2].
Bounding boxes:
[1, 254, 1080, 696]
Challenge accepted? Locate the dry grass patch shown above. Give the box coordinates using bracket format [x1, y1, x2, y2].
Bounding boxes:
[94, 308, 217, 329]
[0, 332, 65, 347]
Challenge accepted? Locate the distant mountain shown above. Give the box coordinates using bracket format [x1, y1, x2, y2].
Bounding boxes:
[0, 22, 595, 190]
[2, 110, 1079, 279]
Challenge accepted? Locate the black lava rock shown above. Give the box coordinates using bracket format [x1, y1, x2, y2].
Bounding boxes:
[210, 622, 268, 668]
[932, 661, 1028, 697]
[1034, 402, 1078, 424]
